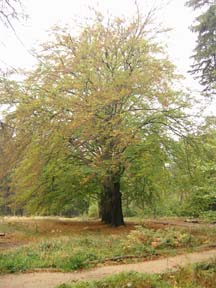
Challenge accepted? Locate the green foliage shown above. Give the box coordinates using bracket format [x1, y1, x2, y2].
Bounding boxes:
[180, 190, 216, 217]
[200, 210, 216, 221]
[121, 135, 172, 214]
[153, 130, 216, 218]
[88, 203, 99, 218]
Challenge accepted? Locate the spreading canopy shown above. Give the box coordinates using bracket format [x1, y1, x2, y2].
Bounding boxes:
[0, 12, 191, 224]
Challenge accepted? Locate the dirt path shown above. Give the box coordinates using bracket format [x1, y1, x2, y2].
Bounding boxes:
[0, 249, 216, 288]
[143, 219, 216, 229]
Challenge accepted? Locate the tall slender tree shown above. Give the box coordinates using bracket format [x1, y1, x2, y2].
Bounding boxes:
[186, 0, 216, 94]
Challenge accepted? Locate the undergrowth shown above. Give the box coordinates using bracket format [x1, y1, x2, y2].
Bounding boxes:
[121, 226, 201, 253]
[0, 225, 209, 274]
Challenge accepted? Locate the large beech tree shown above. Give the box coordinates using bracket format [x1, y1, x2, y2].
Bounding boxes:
[0, 12, 190, 225]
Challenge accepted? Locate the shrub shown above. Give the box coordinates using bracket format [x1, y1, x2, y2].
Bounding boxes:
[88, 204, 99, 218]
[121, 226, 199, 253]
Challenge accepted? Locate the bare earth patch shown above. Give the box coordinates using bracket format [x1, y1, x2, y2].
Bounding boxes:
[0, 216, 214, 251]
[0, 249, 216, 288]
[0, 217, 134, 250]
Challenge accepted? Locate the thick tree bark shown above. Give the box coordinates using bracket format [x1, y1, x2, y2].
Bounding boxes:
[100, 184, 112, 224]
[100, 174, 124, 226]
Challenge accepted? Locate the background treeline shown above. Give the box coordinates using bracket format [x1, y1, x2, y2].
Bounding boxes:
[1, 113, 216, 219]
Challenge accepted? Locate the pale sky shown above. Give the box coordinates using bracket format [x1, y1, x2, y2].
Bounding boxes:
[0, 0, 196, 74]
[0, 0, 208, 110]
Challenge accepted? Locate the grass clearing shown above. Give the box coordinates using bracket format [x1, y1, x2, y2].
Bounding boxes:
[0, 217, 215, 274]
[0, 234, 124, 273]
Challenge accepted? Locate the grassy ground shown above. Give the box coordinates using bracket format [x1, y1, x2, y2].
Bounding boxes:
[0, 217, 215, 274]
[58, 259, 216, 288]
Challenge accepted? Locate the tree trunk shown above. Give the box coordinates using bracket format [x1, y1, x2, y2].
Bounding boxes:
[100, 184, 112, 224]
[100, 174, 124, 227]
